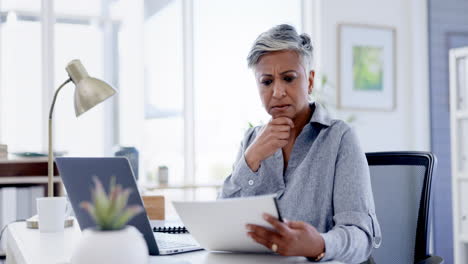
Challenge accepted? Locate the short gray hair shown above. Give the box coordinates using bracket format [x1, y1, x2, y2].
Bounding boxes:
[247, 24, 313, 70]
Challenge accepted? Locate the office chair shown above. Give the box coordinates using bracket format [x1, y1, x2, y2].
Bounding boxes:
[365, 152, 443, 264]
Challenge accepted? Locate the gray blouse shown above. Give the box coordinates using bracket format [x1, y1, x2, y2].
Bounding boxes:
[220, 103, 382, 263]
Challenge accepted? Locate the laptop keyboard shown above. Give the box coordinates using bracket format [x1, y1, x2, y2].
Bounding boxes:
[154, 233, 199, 249]
[157, 239, 195, 249]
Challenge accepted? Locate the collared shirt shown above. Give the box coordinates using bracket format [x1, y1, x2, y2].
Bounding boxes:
[220, 103, 382, 263]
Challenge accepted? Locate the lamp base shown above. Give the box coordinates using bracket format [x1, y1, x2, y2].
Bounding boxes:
[26, 214, 74, 229]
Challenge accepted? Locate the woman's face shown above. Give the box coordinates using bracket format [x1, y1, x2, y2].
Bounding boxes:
[254, 50, 314, 120]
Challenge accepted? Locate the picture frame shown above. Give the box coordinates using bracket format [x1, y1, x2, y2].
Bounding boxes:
[337, 23, 396, 111]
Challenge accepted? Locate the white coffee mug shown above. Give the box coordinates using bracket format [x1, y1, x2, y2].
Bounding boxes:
[37, 196, 68, 233]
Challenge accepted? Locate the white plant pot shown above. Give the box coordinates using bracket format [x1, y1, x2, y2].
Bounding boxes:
[71, 225, 149, 264]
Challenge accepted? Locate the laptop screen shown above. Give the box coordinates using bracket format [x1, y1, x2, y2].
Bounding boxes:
[55, 157, 160, 255]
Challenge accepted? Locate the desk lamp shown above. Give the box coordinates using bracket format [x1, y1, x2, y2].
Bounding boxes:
[47, 59, 116, 197]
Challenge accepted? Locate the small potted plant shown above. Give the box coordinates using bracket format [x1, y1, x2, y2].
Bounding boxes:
[71, 176, 148, 264]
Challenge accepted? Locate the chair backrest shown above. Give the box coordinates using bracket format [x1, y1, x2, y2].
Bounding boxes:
[366, 152, 436, 264]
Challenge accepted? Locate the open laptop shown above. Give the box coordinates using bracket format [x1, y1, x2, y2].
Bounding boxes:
[55, 157, 202, 255]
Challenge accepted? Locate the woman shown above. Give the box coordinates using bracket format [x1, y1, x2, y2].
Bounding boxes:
[220, 24, 381, 263]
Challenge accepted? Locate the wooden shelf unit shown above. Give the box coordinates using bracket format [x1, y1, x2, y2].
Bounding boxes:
[450, 46, 468, 264]
[0, 158, 62, 196]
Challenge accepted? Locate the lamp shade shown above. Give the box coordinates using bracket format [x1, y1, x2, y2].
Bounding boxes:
[65, 59, 116, 117]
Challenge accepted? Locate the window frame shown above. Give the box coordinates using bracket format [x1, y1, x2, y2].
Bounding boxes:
[0, 0, 316, 200]
[0, 1, 120, 156]
[176, 0, 315, 199]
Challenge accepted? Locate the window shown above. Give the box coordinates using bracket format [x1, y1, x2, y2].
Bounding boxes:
[0, 1, 121, 157]
[1, 0, 40, 11]
[54, 22, 107, 156]
[142, 0, 184, 186]
[0, 11, 42, 152]
[193, 0, 302, 191]
[138, 0, 304, 206]
[0, 1, 308, 214]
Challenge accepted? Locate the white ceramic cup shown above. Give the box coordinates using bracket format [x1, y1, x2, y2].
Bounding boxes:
[37, 196, 68, 233]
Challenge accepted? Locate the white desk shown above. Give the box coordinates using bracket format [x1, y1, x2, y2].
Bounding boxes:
[5, 222, 342, 264]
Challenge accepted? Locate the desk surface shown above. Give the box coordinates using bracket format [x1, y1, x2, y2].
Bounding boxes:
[5, 221, 342, 264]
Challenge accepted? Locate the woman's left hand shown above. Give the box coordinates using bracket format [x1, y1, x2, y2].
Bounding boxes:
[246, 213, 325, 257]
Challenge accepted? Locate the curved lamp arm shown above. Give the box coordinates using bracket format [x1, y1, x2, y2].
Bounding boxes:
[48, 78, 72, 197]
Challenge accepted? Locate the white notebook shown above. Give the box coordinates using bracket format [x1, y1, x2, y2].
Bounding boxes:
[173, 194, 281, 253]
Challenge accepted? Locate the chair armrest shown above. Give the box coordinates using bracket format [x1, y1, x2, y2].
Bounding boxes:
[416, 255, 444, 264]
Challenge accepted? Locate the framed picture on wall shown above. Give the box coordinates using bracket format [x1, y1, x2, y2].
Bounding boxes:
[337, 23, 396, 111]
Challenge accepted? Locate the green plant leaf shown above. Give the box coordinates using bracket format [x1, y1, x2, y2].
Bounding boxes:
[80, 201, 97, 222]
[108, 176, 117, 202]
[106, 185, 124, 225]
[105, 177, 120, 224]
[114, 189, 131, 216]
[80, 176, 144, 230]
[111, 205, 144, 230]
[92, 176, 111, 226]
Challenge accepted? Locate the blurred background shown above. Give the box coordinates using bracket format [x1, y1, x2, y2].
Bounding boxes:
[0, 0, 467, 262]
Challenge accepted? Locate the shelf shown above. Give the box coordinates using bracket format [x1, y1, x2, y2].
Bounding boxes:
[0, 157, 48, 164]
[450, 48, 468, 264]
[456, 112, 468, 119]
[0, 159, 59, 177]
[143, 184, 222, 191]
[457, 176, 468, 181]
[460, 234, 468, 243]
[0, 159, 61, 196]
[0, 176, 61, 185]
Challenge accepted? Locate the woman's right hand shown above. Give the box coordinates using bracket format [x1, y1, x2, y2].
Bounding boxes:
[244, 117, 294, 172]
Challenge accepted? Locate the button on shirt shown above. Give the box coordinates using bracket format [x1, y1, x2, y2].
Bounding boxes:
[220, 103, 382, 263]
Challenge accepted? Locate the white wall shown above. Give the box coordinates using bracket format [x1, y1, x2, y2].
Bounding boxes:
[313, 0, 430, 152]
